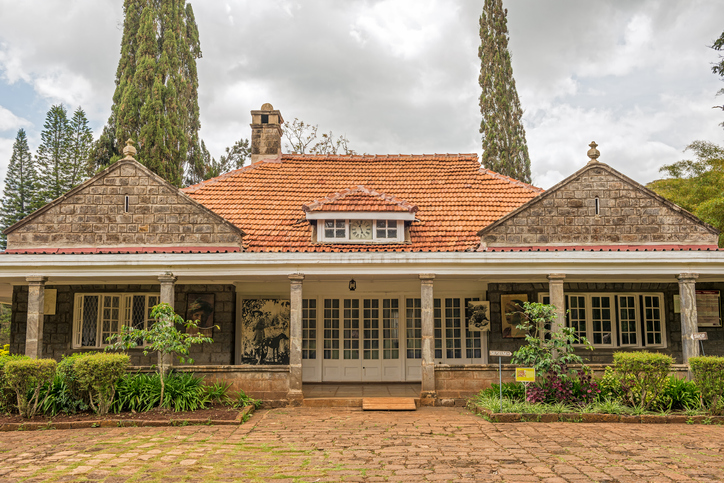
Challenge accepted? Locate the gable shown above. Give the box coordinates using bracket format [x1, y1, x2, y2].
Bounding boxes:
[5, 158, 244, 251]
[478, 162, 719, 249]
[303, 186, 418, 214]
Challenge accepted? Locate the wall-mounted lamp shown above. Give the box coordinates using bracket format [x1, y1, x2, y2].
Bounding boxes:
[349, 279, 357, 291]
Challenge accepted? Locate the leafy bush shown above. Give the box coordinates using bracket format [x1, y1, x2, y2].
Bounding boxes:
[0, 354, 29, 413]
[37, 375, 88, 416]
[56, 352, 96, 405]
[653, 376, 700, 412]
[597, 367, 624, 401]
[0, 344, 8, 356]
[478, 382, 525, 401]
[113, 372, 210, 413]
[234, 389, 261, 409]
[4, 358, 57, 418]
[613, 351, 673, 410]
[690, 356, 724, 414]
[203, 381, 231, 405]
[527, 369, 600, 406]
[73, 353, 129, 415]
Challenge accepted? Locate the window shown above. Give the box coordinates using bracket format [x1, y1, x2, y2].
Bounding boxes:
[73, 293, 159, 348]
[382, 299, 399, 359]
[302, 299, 317, 359]
[343, 299, 360, 360]
[318, 219, 404, 243]
[323, 299, 340, 359]
[405, 298, 422, 359]
[563, 293, 666, 348]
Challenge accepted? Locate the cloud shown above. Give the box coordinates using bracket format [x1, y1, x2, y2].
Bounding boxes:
[0, 105, 31, 132]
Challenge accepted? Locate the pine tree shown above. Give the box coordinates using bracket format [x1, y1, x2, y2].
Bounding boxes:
[478, 0, 531, 184]
[35, 104, 71, 205]
[67, 107, 94, 187]
[95, 0, 203, 187]
[0, 129, 37, 248]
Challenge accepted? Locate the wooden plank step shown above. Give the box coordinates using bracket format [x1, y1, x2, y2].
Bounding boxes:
[362, 397, 417, 411]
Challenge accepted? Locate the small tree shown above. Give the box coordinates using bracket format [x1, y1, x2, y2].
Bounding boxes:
[105, 303, 214, 408]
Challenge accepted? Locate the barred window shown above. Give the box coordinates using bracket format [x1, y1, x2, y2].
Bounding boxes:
[73, 293, 159, 348]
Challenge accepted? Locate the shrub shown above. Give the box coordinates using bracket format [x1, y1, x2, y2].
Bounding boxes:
[4, 358, 57, 418]
[690, 356, 724, 414]
[654, 376, 700, 412]
[113, 372, 210, 413]
[0, 354, 29, 413]
[597, 367, 624, 401]
[479, 382, 525, 401]
[73, 353, 130, 415]
[203, 381, 231, 405]
[37, 375, 88, 416]
[613, 351, 673, 410]
[56, 352, 96, 405]
[526, 369, 599, 406]
[163, 372, 209, 412]
[0, 344, 9, 356]
[234, 389, 261, 409]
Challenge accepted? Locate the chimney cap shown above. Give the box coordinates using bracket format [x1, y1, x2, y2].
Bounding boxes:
[260, 102, 274, 110]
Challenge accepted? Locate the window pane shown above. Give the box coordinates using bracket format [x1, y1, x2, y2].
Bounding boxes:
[591, 296, 612, 345]
[343, 299, 359, 360]
[618, 296, 637, 346]
[406, 299, 422, 359]
[382, 299, 399, 359]
[363, 299, 379, 360]
[81, 295, 99, 347]
[323, 299, 340, 359]
[302, 299, 317, 360]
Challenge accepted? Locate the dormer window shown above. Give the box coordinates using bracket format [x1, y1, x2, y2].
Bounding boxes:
[303, 186, 418, 245]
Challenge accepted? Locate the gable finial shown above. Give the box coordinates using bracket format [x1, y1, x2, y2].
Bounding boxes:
[122, 139, 137, 160]
[587, 141, 600, 164]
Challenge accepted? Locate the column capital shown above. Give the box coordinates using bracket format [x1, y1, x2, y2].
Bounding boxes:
[288, 273, 305, 283]
[419, 273, 435, 282]
[677, 273, 699, 282]
[158, 273, 177, 284]
[547, 273, 566, 282]
[26, 276, 48, 284]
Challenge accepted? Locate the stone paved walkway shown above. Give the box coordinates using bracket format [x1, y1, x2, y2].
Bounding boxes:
[0, 407, 723, 482]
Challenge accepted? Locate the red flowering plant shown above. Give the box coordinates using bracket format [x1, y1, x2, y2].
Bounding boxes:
[510, 302, 599, 405]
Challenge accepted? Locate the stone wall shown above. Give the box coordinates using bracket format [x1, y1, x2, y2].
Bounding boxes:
[480, 164, 719, 247]
[486, 282, 724, 363]
[10, 284, 235, 365]
[5, 159, 242, 249]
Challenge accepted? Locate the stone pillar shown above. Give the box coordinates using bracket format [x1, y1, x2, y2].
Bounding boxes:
[547, 274, 566, 333]
[158, 273, 177, 373]
[678, 273, 699, 365]
[25, 276, 48, 358]
[288, 274, 305, 402]
[420, 274, 436, 399]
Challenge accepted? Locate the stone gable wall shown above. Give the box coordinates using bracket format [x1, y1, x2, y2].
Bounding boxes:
[6, 161, 242, 249]
[481, 166, 719, 247]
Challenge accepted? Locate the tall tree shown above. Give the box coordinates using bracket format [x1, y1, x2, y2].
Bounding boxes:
[282, 118, 356, 155]
[35, 104, 71, 205]
[95, 0, 203, 187]
[648, 141, 724, 247]
[478, 0, 531, 184]
[0, 129, 37, 248]
[67, 107, 94, 187]
[711, 30, 724, 118]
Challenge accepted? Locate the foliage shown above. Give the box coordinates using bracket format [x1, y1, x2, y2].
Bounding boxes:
[194, 138, 251, 183]
[526, 369, 600, 406]
[0, 304, 10, 347]
[4, 358, 57, 418]
[689, 356, 724, 414]
[113, 372, 212, 412]
[648, 141, 724, 246]
[0, 345, 8, 356]
[234, 389, 262, 409]
[37, 375, 88, 416]
[478, 382, 525, 401]
[478, 0, 531, 184]
[471, 394, 572, 415]
[96, 0, 203, 187]
[105, 302, 215, 408]
[66, 107, 94, 186]
[655, 376, 700, 412]
[0, 354, 29, 413]
[35, 104, 70, 206]
[282, 118, 356, 155]
[203, 381, 231, 405]
[613, 351, 673, 411]
[73, 353, 130, 415]
[0, 129, 37, 249]
[711, 30, 724, 114]
[510, 302, 593, 375]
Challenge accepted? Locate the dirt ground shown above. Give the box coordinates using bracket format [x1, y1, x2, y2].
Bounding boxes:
[0, 406, 723, 482]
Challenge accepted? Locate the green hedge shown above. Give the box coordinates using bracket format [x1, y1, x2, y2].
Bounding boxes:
[4, 358, 57, 418]
[613, 351, 673, 410]
[71, 353, 130, 416]
[690, 356, 724, 415]
[0, 354, 30, 413]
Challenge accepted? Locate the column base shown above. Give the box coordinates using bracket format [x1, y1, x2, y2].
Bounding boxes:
[287, 389, 304, 406]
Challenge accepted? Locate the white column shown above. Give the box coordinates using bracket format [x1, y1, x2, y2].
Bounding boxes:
[547, 274, 566, 332]
[158, 273, 177, 373]
[420, 274, 436, 399]
[677, 273, 699, 365]
[288, 274, 305, 401]
[25, 276, 48, 359]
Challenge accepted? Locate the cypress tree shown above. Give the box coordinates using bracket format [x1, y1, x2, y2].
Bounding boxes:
[95, 0, 203, 187]
[35, 104, 71, 205]
[478, 0, 531, 184]
[0, 129, 37, 248]
[67, 107, 94, 187]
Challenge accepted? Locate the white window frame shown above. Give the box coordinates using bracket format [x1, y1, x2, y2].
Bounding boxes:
[72, 293, 160, 349]
[318, 219, 404, 243]
[561, 292, 666, 349]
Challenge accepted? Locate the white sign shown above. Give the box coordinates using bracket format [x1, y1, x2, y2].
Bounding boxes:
[692, 332, 708, 341]
[489, 350, 512, 357]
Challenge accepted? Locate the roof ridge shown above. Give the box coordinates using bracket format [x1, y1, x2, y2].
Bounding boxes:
[479, 167, 544, 192]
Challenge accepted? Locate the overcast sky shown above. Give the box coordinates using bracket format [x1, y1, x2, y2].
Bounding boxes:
[0, 0, 723, 190]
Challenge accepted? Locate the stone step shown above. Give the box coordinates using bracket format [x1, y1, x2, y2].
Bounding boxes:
[362, 397, 417, 411]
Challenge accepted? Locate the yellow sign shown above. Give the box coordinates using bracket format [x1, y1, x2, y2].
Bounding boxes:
[515, 368, 535, 382]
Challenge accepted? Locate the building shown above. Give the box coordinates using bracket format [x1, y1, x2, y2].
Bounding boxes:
[2, 104, 723, 404]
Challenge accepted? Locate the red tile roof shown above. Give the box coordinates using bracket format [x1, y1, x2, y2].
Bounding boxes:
[183, 154, 543, 252]
[303, 186, 418, 213]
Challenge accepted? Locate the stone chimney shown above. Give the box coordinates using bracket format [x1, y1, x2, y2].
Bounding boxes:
[250, 103, 284, 163]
